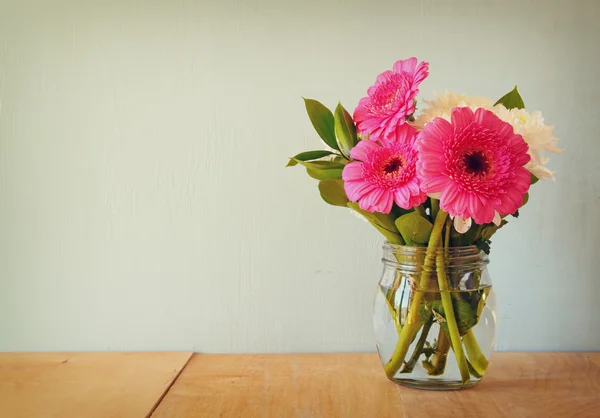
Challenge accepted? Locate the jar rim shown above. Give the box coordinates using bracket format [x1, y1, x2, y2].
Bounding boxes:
[381, 241, 489, 271]
[383, 242, 480, 253]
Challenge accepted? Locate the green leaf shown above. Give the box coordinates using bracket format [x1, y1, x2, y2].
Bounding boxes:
[453, 298, 478, 335]
[303, 98, 339, 150]
[391, 204, 411, 219]
[474, 239, 491, 255]
[347, 202, 404, 244]
[293, 160, 345, 171]
[420, 303, 434, 323]
[318, 180, 349, 207]
[467, 361, 483, 379]
[286, 150, 334, 167]
[478, 220, 508, 242]
[394, 211, 433, 245]
[494, 86, 525, 109]
[306, 167, 343, 180]
[347, 203, 395, 231]
[455, 223, 480, 246]
[334, 102, 358, 158]
[530, 173, 539, 185]
[427, 298, 477, 336]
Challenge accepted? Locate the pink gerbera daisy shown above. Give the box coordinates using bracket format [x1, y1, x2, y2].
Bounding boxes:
[342, 124, 427, 214]
[417, 107, 531, 225]
[354, 57, 429, 141]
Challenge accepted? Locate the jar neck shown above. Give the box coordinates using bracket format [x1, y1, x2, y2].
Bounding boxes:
[382, 243, 489, 272]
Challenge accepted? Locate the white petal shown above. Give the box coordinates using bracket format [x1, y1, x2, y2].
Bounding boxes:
[453, 216, 472, 234]
[492, 211, 502, 226]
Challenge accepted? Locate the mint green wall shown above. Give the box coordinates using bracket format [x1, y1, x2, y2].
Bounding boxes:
[0, 0, 598, 352]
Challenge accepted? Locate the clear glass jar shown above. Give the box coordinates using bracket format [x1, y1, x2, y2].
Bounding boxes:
[373, 243, 496, 390]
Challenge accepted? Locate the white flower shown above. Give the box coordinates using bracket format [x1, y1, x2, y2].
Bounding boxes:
[413, 91, 562, 180]
[493, 105, 563, 180]
[452, 216, 472, 234]
[412, 91, 494, 130]
[451, 212, 501, 234]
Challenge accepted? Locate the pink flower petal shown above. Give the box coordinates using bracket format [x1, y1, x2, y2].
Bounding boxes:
[481, 203, 496, 224]
[420, 175, 449, 193]
[349, 140, 380, 161]
[342, 121, 424, 213]
[359, 187, 386, 212]
[394, 187, 410, 207]
[354, 58, 429, 140]
[454, 191, 468, 213]
[441, 185, 460, 207]
[344, 180, 375, 202]
[408, 191, 427, 208]
[467, 194, 479, 218]
[353, 104, 368, 122]
[379, 190, 395, 214]
[419, 118, 453, 144]
[420, 159, 444, 171]
[406, 180, 421, 195]
[375, 70, 395, 85]
[514, 168, 532, 191]
[393, 57, 417, 74]
[385, 124, 418, 145]
[418, 106, 530, 222]
[451, 107, 475, 131]
[412, 61, 430, 85]
[342, 162, 364, 181]
[477, 108, 505, 132]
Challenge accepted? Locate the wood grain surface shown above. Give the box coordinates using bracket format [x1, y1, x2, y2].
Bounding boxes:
[587, 352, 600, 367]
[151, 353, 600, 418]
[0, 352, 192, 418]
[399, 352, 600, 418]
[151, 353, 405, 417]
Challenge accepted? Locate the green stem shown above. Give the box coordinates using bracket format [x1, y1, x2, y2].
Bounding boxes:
[444, 216, 451, 252]
[435, 233, 470, 383]
[414, 205, 427, 219]
[467, 360, 483, 379]
[473, 224, 483, 242]
[431, 199, 439, 220]
[424, 328, 450, 375]
[463, 330, 489, 376]
[401, 318, 433, 373]
[383, 209, 448, 378]
[462, 284, 491, 376]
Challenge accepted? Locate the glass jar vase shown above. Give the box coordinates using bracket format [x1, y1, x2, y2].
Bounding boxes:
[373, 243, 496, 390]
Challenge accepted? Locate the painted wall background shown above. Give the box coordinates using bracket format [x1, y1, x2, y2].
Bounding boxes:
[0, 0, 598, 352]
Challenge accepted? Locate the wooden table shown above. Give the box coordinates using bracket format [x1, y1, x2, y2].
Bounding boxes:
[0, 352, 192, 418]
[1, 353, 598, 417]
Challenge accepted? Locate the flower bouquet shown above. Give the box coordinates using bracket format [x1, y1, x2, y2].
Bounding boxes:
[287, 58, 561, 389]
